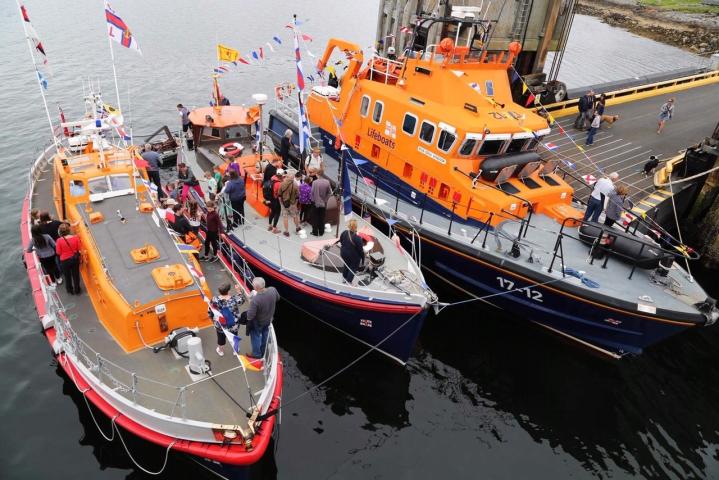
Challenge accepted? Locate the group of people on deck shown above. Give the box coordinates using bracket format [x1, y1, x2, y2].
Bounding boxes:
[583, 172, 634, 227]
[27, 211, 82, 295]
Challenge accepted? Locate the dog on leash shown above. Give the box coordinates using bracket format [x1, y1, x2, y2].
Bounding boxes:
[642, 155, 660, 176]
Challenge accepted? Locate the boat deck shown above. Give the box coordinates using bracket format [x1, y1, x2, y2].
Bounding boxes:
[186, 146, 429, 305]
[32, 160, 267, 427]
[543, 82, 719, 204]
[346, 162, 708, 317]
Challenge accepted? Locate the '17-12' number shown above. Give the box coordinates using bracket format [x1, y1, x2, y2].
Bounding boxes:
[497, 277, 543, 302]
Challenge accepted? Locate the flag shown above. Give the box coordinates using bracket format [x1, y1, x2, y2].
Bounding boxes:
[341, 153, 353, 221]
[351, 157, 368, 166]
[238, 55, 249, 65]
[297, 95, 311, 154]
[525, 93, 536, 107]
[213, 67, 226, 74]
[217, 44, 239, 62]
[272, 36, 282, 45]
[259, 47, 264, 59]
[19, 4, 49, 65]
[301, 33, 313, 42]
[577, 145, 585, 153]
[510, 70, 520, 83]
[212, 75, 222, 107]
[544, 142, 559, 151]
[468, 82, 481, 94]
[400, 26, 412, 33]
[251, 50, 259, 61]
[521, 83, 527, 94]
[58, 105, 70, 137]
[36, 70, 48, 90]
[293, 21, 305, 91]
[175, 243, 198, 253]
[105, 1, 141, 53]
[266, 41, 275, 53]
[562, 159, 575, 169]
[231, 334, 241, 353]
[582, 174, 597, 185]
[558, 125, 566, 134]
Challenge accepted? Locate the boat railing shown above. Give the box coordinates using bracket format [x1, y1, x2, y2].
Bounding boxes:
[368, 55, 404, 84]
[209, 196, 425, 298]
[41, 273, 278, 420]
[547, 217, 690, 280]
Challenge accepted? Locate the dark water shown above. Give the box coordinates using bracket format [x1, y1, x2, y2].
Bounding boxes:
[2, 1, 719, 479]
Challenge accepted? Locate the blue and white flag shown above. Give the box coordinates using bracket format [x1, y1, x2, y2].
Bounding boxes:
[37, 69, 48, 89]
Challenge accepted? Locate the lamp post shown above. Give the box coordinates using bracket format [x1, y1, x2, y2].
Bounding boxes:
[252, 93, 268, 162]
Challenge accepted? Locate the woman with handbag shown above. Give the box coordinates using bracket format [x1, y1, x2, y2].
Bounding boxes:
[56, 223, 82, 295]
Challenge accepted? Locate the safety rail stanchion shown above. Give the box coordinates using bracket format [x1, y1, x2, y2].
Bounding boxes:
[628, 243, 646, 280]
[419, 193, 427, 224]
[276, 235, 283, 268]
[447, 202, 457, 235]
[394, 186, 401, 213]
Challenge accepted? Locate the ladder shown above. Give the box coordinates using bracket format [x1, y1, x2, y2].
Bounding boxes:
[511, 0, 532, 40]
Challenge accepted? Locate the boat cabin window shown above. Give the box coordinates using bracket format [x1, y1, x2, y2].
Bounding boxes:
[477, 139, 504, 156]
[419, 121, 435, 144]
[437, 130, 456, 153]
[225, 126, 247, 139]
[69, 180, 86, 197]
[360, 95, 370, 117]
[458, 139, 477, 157]
[372, 101, 384, 123]
[202, 127, 221, 140]
[485, 80, 495, 96]
[506, 138, 528, 154]
[88, 174, 133, 200]
[402, 113, 418, 136]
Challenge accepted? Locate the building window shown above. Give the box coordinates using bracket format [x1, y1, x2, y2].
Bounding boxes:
[402, 113, 417, 136]
[458, 139, 477, 156]
[419, 121, 435, 144]
[477, 139, 504, 156]
[360, 96, 370, 117]
[372, 101, 384, 123]
[437, 130, 456, 152]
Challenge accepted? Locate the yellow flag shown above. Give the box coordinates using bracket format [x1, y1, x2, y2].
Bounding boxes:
[217, 44, 239, 62]
[577, 145, 585, 153]
[547, 113, 555, 124]
[521, 83, 527, 94]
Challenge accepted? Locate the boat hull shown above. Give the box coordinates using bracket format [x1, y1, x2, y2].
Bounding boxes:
[221, 233, 428, 364]
[21, 187, 281, 472]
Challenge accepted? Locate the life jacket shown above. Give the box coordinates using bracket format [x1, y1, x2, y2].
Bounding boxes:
[183, 231, 202, 250]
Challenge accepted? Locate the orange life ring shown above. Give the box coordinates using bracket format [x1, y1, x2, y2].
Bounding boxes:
[219, 142, 243, 158]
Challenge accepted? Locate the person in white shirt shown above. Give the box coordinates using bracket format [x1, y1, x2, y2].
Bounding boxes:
[305, 147, 324, 175]
[583, 172, 618, 222]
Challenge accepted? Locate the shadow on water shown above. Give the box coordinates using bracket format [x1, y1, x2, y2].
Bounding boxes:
[415, 279, 719, 479]
[273, 300, 412, 430]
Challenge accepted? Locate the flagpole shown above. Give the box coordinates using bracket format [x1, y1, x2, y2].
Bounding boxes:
[105, 2, 123, 119]
[16, 0, 59, 154]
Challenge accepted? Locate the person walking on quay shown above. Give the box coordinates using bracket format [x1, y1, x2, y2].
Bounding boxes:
[141, 144, 165, 199]
[657, 98, 675, 134]
[585, 112, 602, 146]
[311, 174, 332, 236]
[575, 90, 595, 130]
[583, 172, 618, 223]
[246, 277, 280, 360]
[56, 223, 82, 295]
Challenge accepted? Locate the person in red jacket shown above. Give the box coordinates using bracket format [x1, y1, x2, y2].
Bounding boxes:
[56, 223, 82, 295]
[202, 201, 222, 262]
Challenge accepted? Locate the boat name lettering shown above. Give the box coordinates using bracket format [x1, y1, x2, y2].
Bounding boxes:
[359, 319, 373, 327]
[417, 146, 447, 165]
[496, 277, 543, 303]
[367, 128, 395, 149]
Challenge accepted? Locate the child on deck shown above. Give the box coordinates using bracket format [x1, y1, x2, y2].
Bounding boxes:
[298, 176, 313, 224]
[205, 171, 218, 201]
[202, 201, 222, 262]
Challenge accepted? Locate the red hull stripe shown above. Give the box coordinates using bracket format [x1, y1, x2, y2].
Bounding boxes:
[221, 234, 422, 314]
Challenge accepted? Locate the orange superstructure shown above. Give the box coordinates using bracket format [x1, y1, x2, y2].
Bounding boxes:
[52, 141, 211, 352]
[307, 37, 581, 226]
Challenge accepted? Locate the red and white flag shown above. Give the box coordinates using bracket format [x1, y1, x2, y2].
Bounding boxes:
[105, 1, 141, 54]
[19, 4, 49, 66]
[400, 26, 412, 34]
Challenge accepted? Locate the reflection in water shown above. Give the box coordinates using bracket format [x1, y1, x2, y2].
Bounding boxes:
[418, 285, 719, 478]
[274, 301, 412, 430]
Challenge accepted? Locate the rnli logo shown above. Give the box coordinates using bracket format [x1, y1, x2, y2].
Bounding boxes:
[367, 128, 395, 149]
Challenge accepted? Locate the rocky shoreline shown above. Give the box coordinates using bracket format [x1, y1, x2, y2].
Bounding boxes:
[576, 0, 719, 56]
